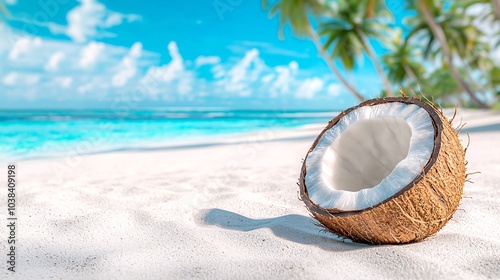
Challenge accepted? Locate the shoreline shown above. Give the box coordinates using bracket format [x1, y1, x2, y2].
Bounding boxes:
[9, 108, 500, 163]
[5, 122, 328, 163]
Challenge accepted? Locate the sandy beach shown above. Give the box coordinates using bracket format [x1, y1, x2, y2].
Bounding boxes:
[3, 108, 500, 279]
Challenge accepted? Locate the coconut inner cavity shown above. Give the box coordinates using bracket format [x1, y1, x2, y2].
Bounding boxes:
[305, 102, 435, 211]
[330, 118, 412, 192]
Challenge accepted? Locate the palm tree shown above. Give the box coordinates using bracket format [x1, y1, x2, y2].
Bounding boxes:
[407, 0, 489, 108]
[453, 0, 499, 94]
[262, 0, 365, 101]
[423, 67, 483, 107]
[459, 38, 495, 98]
[488, 68, 500, 104]
[320, 0, 396, 97]
[491, 0, 500, 18]
[407, 7, 494, 99]
[382, 28, 424, 86]
[459, 0, 500, 19]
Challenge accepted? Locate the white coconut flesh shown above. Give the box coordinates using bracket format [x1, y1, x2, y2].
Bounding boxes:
[305, 102, 435, 211]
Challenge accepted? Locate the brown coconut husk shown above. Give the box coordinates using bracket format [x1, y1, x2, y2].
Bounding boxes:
[299, 97, 466, 244]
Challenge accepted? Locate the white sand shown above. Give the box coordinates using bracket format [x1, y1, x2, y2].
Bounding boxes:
[2, 109, 500, 279]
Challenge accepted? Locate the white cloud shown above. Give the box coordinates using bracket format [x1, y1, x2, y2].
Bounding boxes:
[327, 84, 342, 97]
[0, 26, 343, 104]
[295, 78, 324, 99]
[56, 77, 73, 88]
[177, 73, 193, 95]
[2, 72, 17, 86]
[0, 26, 162, 101]
[129, 42, 142, 57]
[154, 42, 183, 82]
[9, 37, 42, 60]
[79, 41, 105, 68]
[78, 83, 94, 94]
[211, 64, 225, 78]
[5, 0, 17, 5]
[2, 72, 40, 86]
[104, 12, 141, 27]
[140, 41, 198, 97]
[112, 42, 143, 87]
[195, 56, 221, 67]
[67, 0, 106, 42]
[221, 48, 264, 96]
[228, 49, 259, 83]
[50, 0, 141, 43]
[261, 74, 275, 84]
[45, 51, 65, 71]
[269, 61, 298, 96]
[138, 44, 328, 100]
[142, 42, 184, 87]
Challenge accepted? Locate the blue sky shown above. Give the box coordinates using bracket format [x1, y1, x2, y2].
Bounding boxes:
[0, 0, 411, 110]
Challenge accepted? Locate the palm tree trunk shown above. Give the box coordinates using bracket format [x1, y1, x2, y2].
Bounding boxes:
[358, 31, 395, 97]
[492, 0, 500, 19]
[309, 27, 365, 102]
[418, 2, 490, 108]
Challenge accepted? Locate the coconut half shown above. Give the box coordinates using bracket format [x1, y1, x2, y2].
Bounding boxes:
[300, 97, 466, 244]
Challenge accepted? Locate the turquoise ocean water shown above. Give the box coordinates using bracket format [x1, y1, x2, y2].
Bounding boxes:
[0, 109, 335, 160]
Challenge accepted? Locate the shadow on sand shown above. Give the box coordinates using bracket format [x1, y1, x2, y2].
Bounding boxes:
[461, 123, 500, 134]
[197, 208, 367, 252]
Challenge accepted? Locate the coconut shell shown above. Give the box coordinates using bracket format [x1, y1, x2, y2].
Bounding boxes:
[299, 97, 466, 244]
